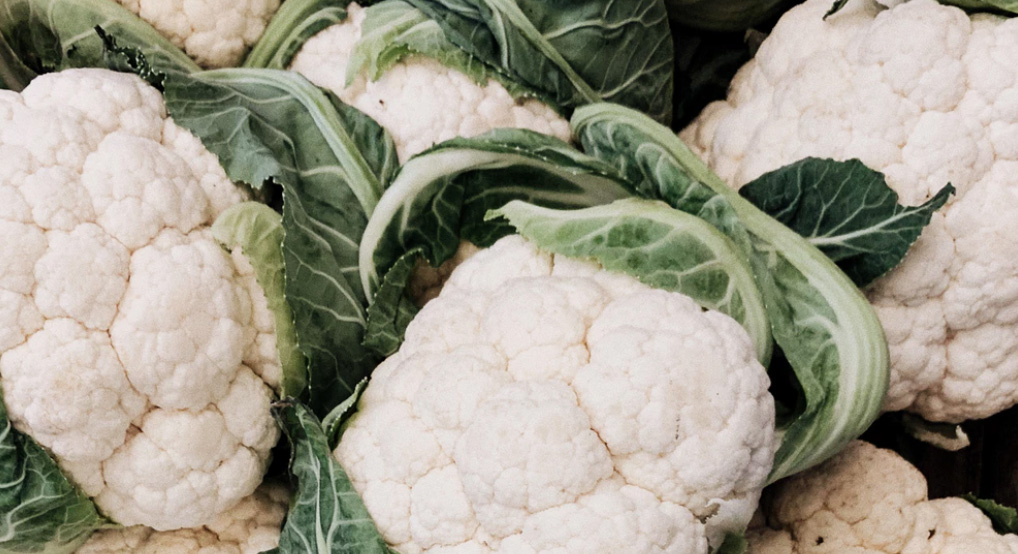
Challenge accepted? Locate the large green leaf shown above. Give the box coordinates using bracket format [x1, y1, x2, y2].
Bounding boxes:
[212, 202, 307, 398]
[0, 385, 105, 553]
[0, 0, 198, 88]
[573, 103, 889, 482]
[488, 199, 771, 363]
[404, 0, 675, 123]
[162, 68, 398, 415]
[270, 402, 392, 554]
[358, 129, 635, 297]
[245, 0, 353, 69]
[740, 158, 954, 288]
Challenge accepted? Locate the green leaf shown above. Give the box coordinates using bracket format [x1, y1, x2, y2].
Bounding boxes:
[666, 0, 792, 31]
[963, 495, 1018, 535]
[0, 28, 35, 91]
[671, 28, 755, 129]
[0, 0, 198, 81]
[273, 401, 391, 554]
[404, 0, 675, 123]
[0, 383, 104, 553]
[488, 199, 771, 363]
[245, 0, 353, 69]
[572, 103, 889, 483]
[713, 532, 748, 554]
[212, 202, 307, 399]
[162, 68, 398, 415]
[320, 379, 369, 448]
[362, 249, 420, 357]
[933, 0, 1018, 16]
[358, 129, 635, 298]
[739, 158, 954, 288]
[347, 0, 533, 98]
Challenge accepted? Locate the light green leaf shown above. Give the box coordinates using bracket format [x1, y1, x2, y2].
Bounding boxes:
[712, 533, 748, 554]
[404, 0, 675, 123]
[362, 249, 421, 357]
[488, 199, 770, 363]
[161, 68, 398, 415]
[0, 0, 198, 86]
[963, 495, 1018, 535]
[320, 379, 369, 448]
[245, 0, 352, 69]
[358, 129, 635, 298]
[272, 402, 391, 554]
[347, 0, 533, 98]
[739, 158, 954, 288]
[0, 383, 105, 553]
[212, 202, 307, 399]
[572, 103, 889, 483]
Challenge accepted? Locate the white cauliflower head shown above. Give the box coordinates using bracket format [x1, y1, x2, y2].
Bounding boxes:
[0, 69, 280, 530]
[680, 0, 1018, 422]
[335, 235, 776, 553]
[115, 0, 281, 68]
[747, 441, 1018, 553]
[76, 481, 290, 553]
[289, 3, 572, 162]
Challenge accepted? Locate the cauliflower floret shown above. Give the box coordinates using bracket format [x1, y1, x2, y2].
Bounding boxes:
[0, 69, 280, 530]
[76, 481, 290, 553]
[681, 0, 1018, 422]
[336, 235, 777, 553]
[289, 3, 571, 162]
[115, 0, 281, 68]
[748, 441, 1018, 553]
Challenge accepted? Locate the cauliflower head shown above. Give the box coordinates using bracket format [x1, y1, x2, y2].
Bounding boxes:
[115, 0, 281, 68]
[748, 441, 1018, 554]
[289, 3, 572, 162]
[336, 235, 776, 553]
[680, 0, 1018, 422]
[0, 68, 280, 530]
[76, 481, 289, 554]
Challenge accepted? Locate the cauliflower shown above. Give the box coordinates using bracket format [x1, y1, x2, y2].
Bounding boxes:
[76, 481, 289, 554]
[114, 0, 281, 68]
[0, 68, 280, 530]
[288, 3, 572, 162]
[336, 235, 776, 553]
[748, 441, 1018, 553]
[680, 0, 1018, 422]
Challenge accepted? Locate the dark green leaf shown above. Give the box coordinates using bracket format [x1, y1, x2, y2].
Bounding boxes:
[404, 0, 675, 123]
[740, 158, 954, 288]
[0, 0, 198, 79]
[671, 27, 754, 128]
[162, 68, 398, 415]
[362, 249, 420, 357]
[245, 0, 353, 69]
[0, 383, 105, 552]
[0, 28, 36, 91]
[273, 401, 391, 554]
[824, 0, 851, 18]
[963, 495, 1018, 534]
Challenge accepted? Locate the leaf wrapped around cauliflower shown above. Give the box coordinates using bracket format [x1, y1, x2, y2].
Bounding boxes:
[681, 0, 1018, 423]
[749, 441, 1018, 553]
[338, 230, 775, 552]
[0, 68, 290, 546]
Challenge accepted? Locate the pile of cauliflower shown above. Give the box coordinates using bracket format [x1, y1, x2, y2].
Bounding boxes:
[0, 69, 280, 530]
[335, 236, 776, 552]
